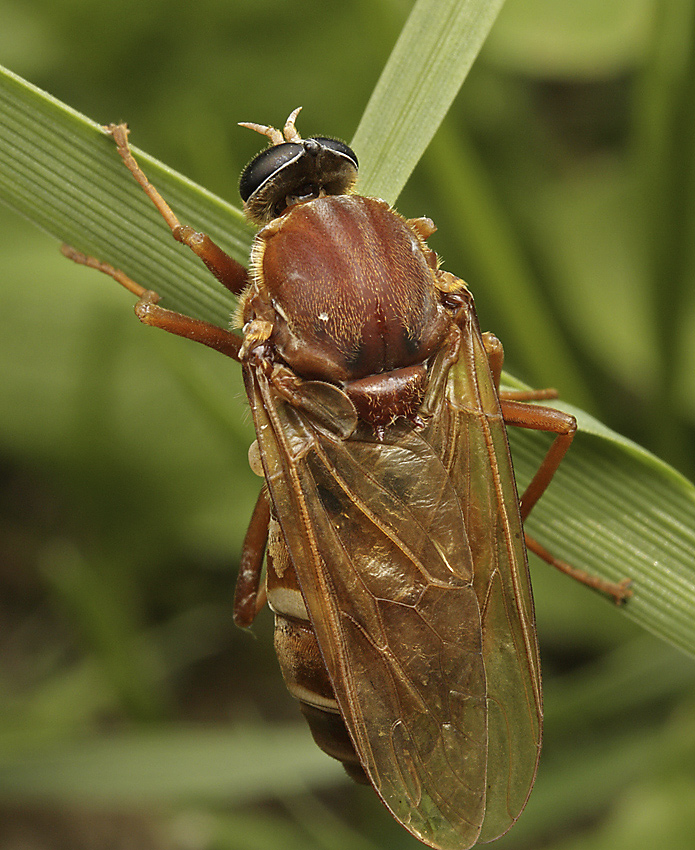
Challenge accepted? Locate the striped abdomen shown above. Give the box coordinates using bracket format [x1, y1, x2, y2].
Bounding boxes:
[265, 517, 368, 784]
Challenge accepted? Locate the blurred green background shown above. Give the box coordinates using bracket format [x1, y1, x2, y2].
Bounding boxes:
[1, 1, 694, 848]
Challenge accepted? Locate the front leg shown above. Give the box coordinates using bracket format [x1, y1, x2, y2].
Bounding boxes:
[106, 124, 249, 296]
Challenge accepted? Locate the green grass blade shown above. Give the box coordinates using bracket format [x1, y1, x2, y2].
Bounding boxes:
[351, 0, 506, 203]
[508, 395, 695, 658]
[0, 57, 694, 657]
[0, 64, 251, 326]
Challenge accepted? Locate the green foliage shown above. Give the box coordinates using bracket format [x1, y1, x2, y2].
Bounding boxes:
[0, 1, 694, 849]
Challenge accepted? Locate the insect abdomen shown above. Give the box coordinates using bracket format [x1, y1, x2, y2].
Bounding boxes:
[266, 519, 369, 784]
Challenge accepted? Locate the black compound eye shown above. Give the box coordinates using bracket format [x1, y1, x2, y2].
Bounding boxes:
[240, 136, 359, 225]
[310, 137, 358, 171]
[239, 142, 304, 202]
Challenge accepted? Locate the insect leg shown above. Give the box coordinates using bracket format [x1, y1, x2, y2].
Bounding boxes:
[106, 123, 249, 296]
[525, 535, 632, 603]
[500, 400, 576, 520]
[233, 488, 271, 628]
[502, 399, 632, 603]
[500, 387, 560, 402]
[482, 332, 559, 402]
[482, 331, 505, 389]
[61, 245, 242, 361]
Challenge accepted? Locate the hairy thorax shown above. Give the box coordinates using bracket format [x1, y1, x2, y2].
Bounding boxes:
[242, 194, 451, 385]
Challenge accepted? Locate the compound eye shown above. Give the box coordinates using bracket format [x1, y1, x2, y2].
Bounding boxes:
[310, 137, 358, 171]
[240, 135, 360, 225]
[239, 143, 304, 202]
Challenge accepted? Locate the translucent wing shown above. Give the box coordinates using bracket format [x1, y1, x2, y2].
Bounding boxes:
[243, 299, 541, 849]
[245, 368, 489, 848]
[422, 306, 542, 843]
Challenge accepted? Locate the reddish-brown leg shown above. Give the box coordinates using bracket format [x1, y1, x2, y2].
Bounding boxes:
[525, 536, 633, 604]
[500, 400, 577, 521]
[502, 398, 632, 604]
[483, 331, 559, 402]
[482, 332, 506, 390]
[500, 387, 560, 402]
[233, 488, 271, 628]
[107, 123, 249, 296]
[61, 246, 242, 360]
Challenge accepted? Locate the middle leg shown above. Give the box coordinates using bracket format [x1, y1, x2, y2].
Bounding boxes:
[61, 245, 242, 360]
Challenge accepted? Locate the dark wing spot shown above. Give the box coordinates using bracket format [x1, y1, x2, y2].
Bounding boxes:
[317, 483, 344, 519]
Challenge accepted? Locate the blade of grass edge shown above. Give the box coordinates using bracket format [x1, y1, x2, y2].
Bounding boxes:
[0, 64, 252, 326]
[352, 0, 507, 203]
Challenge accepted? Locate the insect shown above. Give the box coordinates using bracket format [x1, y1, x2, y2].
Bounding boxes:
[62, 108, 631, 850]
